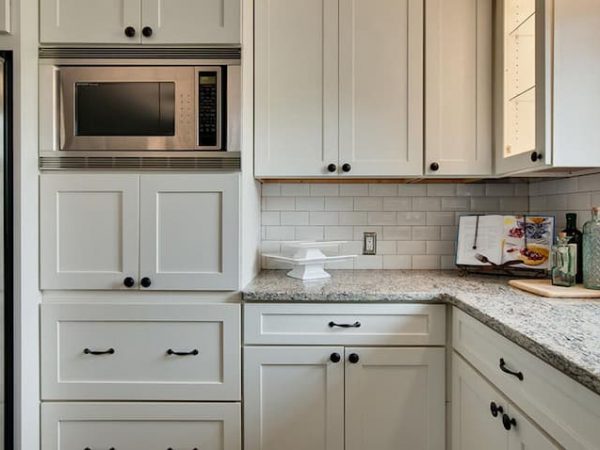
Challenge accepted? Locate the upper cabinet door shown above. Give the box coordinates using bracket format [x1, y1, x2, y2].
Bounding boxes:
[244, 346, 345, 450]
[254, 0, 339, 177]
[139, 174, 239, 291]
[40, 0, 141, 44]
[345, 347, 445, 450]
[495, 0, 551, 174]
[425, 0, 492, 176]
[40, 175, 140, 290]
[338, 0, 423, 177]
[141, 0, 240, 44]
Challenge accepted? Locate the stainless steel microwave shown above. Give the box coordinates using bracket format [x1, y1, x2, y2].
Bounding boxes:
[39, 64, 240, 153]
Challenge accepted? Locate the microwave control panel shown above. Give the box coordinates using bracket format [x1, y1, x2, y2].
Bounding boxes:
[197, 70, 221, 148]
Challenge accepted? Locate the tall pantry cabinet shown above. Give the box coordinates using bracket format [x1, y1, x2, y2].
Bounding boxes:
[254, 0, 423, 177]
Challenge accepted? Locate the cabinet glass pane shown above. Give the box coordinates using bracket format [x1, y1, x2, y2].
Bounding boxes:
[504, 2, 536, 158]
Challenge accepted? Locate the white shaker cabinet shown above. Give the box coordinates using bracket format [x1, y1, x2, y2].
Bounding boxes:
[425, 0, 493, 176]
[40, 174, 140, 290]
[345, 347, 445, 450]
[452, 354, 560, 450]
[495, 0, 600, 174]
[40, 0, 240, 44]
[255, 0, 423, 178]
[41, 173, 239, 291]
[141, 0, 240, 45]
[338, 0, 423, 177]
[139, 174, 239, 291]
[254, 0, 339, 177]
[244, 346, 345, 450]
[41, 0, 142, 44]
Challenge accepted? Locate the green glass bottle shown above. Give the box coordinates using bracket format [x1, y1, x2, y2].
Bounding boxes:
[583, 207, 600, 290]
[551, 232, 577, 287]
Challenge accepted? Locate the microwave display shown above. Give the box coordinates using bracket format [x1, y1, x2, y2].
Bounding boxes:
[76, 82, 176, 137]
[197, 70, 220, 147]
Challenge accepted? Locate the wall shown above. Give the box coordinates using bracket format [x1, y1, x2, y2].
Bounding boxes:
[261, 182, 529, 270]
[529, 172, 600, 229]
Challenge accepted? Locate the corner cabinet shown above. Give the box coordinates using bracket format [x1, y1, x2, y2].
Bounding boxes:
[40, 173, 240, 291]
[255, 0, 423, 178]
[425, 0, 493, 176]
[40, 0, 240, 44]
[495, 0, 600, 174]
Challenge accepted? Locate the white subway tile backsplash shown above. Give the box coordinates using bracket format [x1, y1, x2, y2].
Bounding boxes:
[325, 197, 354, 211]
[281, 184, 310, 196]
[355, 197, 384, 211]
[339, 212, 368, 225]
[310, 211, 339, 225]
[368, 212, 398, 226]
[310, 184, 339, 196]
[261, 181, 537, 270]
[296, 196, 325, 211]
[369, 184, 398, 196]
[280, 211, 309, 226]
[567, 192, 592, 210]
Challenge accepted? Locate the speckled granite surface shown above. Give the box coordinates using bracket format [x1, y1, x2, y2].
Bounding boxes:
[242, 270, 600, 396]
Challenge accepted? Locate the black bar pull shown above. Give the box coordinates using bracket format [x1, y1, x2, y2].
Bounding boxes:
[167, 448, 198, 450]
[167, 349, 199, 356]
[84, 447, 115, 450]
[328, 321, 361, 328]
[499, 358, 524, 381]
[83, 348, 115, 356]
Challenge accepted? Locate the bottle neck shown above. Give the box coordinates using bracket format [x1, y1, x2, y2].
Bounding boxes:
[593, 209, 600, 222]
[566, 215, 577, 229]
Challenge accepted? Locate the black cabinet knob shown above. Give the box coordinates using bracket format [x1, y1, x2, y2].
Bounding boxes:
[502, 413, 517, 431]
[348, 353, 359, 364]
[490, 401, 504, 418]
[530, 152, 543, 162]
[140, 277, 152, 288]
[142, 26, 153, 37]
[430, 162, 440, 171]
[330, 352, 341, 363]
[327, 163, 337, 173]
[123, 277, 135, 288]
[342, 163, 352, 173]
[124, 26, 136, 37]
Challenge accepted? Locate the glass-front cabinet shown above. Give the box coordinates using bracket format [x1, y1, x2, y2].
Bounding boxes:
[496, 0, 551, 174]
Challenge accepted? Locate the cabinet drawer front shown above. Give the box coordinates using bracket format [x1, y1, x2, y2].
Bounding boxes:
[41, 304, 240, 401]
[244, 304, 446, 345]
[42, 402, 241, 450]
[453, 307, 600, 449]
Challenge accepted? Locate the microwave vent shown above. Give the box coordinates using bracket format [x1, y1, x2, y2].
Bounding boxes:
[39, 47, 241, 60]
[39, 154, 241, 171]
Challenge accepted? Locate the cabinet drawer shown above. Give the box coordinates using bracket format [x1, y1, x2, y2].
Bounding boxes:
[244, 303, 446, 345]
[453, 307, 600, 449]
[42, 402, 241, 450]
[41, 303, 240, 401]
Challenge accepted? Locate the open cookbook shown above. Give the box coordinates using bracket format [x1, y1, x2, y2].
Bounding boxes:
[456, 215, 555, 272]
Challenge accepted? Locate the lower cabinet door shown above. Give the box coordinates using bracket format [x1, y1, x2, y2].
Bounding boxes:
[243, 346, 344, 450]
[139, 174, 240, 291]
[508, 406, 562, 450]
[41, 402, 241, 450]
[452, 353, 508, 450]
[345, 347, 446, 450]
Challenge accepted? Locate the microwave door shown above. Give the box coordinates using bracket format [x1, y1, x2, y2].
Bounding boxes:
[59, 66, 196, 151]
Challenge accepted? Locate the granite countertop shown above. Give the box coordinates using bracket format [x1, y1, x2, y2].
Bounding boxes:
[243, 270, 600, 396]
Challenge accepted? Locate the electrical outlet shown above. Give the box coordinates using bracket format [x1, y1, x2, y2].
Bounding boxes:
[363, 232, 377, 255]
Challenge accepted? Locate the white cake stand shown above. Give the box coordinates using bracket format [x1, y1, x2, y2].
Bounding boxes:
[263, 241, 357, 280]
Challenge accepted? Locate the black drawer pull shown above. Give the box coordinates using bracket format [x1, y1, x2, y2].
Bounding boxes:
[83, 348, 115, 356]
[328, 321, 361, 328]
[84, 447, 115, 450]
[167, 349, 199, 356]
[502, 413, 517, 431]
[167, 448, 198, 450]
[499, 358, 524, 381]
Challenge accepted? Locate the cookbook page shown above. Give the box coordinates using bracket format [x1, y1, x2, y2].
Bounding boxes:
[502, 216, 554, 270]
[456, 215, 505, 266]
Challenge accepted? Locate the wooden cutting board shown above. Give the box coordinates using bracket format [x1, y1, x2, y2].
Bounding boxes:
[509, 279, 600, 298]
